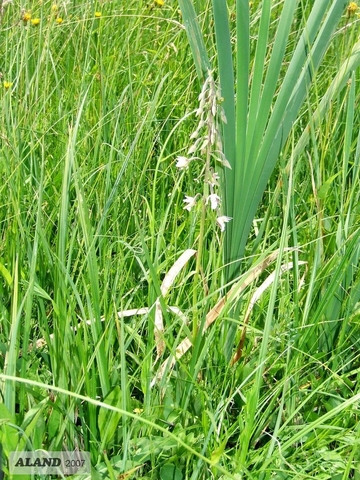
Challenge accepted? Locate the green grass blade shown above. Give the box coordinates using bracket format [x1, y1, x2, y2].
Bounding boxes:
[72, 150, 111, 398]
[229, 0, 250, 268]
[245, 0, 271, 169]
[3, 257, 21, 414]
[246, 0, 299, 167]
[238, 151, 295, 467]
[211, 0, 236, 234]
[178, 0, 211, 81]
[293, 37, 360, 161]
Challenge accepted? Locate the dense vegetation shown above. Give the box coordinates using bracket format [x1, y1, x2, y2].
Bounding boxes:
[0, 0, 360, 478]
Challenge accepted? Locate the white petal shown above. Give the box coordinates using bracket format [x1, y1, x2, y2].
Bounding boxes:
[188, 143, 198, 155]
[183, 195, 197, 211]
[222, 158, 231, 169]
[176, 156, 191, 169]
[209, 172, 220, 187]
[216, 215, 232, 231]
[207, 194, 221, 210]
[211, 102, 217, 117]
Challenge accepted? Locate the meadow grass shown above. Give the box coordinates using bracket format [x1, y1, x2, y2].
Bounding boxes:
[0, 0, 360, 479]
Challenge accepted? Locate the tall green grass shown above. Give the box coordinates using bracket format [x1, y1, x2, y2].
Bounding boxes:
[0, 0, 360, 479]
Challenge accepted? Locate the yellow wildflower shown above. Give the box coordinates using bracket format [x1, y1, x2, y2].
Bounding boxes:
[55, 17, 63, 24]
[51, 4, 58, 12]
[94, 11, 101, 17]
[31, 17, 40, 26]
[154, 0, 164, 6]
[22, 11, 31, 22]
[3, 81, 13, 89]
[347, 2, 358, 15]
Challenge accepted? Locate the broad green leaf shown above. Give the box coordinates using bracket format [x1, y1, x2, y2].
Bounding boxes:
[0, 261, 12, 286]
[212, 0, 236, 210]
[0, 404, 17, 454]
[160, 464, 183, 480]
[210, 439, 227, 465]
[318, 172, 342, 200]
[98, 386, 122, 448]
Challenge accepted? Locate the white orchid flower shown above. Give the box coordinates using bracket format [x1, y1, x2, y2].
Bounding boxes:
[183, 195, 197, 211]
[206, 193, 221, 210]
[216, 215, 232, 232]
[176, 156, 191, 169]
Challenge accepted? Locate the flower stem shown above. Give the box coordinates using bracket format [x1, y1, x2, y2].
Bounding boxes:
[192, 142, 211, 338]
